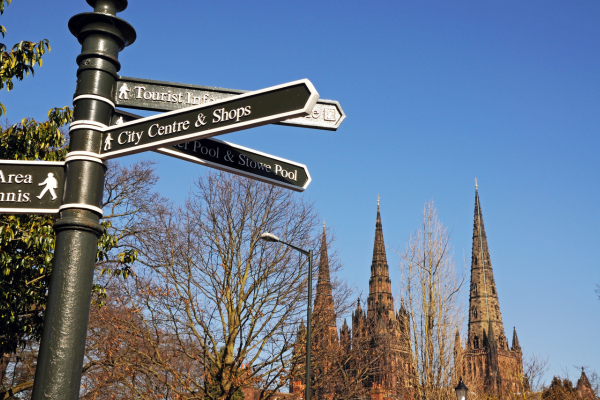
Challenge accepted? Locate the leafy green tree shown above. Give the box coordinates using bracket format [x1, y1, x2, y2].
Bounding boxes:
[1, 0, 50, 117]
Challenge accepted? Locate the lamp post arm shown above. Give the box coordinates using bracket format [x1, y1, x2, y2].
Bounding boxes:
[276, 239, 310, 257]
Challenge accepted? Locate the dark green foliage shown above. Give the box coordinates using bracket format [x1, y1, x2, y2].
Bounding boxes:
[0, 0, 50, 117]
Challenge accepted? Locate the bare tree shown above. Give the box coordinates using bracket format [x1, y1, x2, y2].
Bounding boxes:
[395, 201, 466, 400]
[523, 353, 549, 396]
[100, 171, 319, 400]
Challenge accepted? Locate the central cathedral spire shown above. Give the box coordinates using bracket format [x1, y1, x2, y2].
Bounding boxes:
[367, 199, 394, 319]
[467, 184, 508, 350]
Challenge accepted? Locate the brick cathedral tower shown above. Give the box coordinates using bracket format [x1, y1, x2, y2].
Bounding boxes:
[456, 182, 524, 397]
[291, 202, 415, 399]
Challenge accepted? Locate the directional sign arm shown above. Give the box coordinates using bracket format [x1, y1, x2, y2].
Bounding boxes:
[155, 141, 311, 192]
[0, 160, 65, 214]
[99, 79, 319, 159]
[114, 76, 344, 131]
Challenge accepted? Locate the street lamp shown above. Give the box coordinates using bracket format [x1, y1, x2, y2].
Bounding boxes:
[260, 232, 313, 400]
[455, 377, 468, 400]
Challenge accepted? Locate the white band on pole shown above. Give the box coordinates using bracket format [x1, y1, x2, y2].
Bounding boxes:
[65, 151, 107, 166]
[64, 156, 107, 166]
[59, 203, 104, 217]
[72, 94, 115, 109]
[70, 120, 108, 129]
[70, 124, 109, 132]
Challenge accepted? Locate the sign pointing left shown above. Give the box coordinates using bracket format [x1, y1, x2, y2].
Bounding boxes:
[0, 160, 65, 214]
[97, 79, 319, 159]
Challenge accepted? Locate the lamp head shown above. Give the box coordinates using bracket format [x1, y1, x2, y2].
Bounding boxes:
[455, 377, 468, 400]
[260, 232, 280, 242]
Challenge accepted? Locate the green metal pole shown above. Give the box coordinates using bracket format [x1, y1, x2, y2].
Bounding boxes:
[31, 1, 135, 399]
[306, 249, 312, 400]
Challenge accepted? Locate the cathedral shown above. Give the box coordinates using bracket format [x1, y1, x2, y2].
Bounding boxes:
[290, 186, 525, 400]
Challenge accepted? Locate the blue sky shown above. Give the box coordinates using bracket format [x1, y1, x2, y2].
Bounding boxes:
[3, 0, 599, 383]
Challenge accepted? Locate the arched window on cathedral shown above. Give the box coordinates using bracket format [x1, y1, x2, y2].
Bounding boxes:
[492, 285, 496, 295]
[472, 282, 478, 295]
[471, 307, 478, 319]
[473, 335, 479, 349]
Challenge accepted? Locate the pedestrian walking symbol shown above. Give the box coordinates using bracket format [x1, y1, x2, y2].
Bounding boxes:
[118, 83, 130, 100]
[104, 133, 113, 150]
[37, 173, 58, 200]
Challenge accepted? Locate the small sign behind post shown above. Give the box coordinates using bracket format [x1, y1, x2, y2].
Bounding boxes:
[155, 139, 311, 192]
[100, 79, 319, 159]
[0, 160, 65, 214]
[114, 76, 345, 131]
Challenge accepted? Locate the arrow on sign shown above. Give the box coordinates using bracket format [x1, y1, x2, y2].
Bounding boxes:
[114, 76, 345, 131]
[0, 160, 65, 214]
[98, 79, 319, 159]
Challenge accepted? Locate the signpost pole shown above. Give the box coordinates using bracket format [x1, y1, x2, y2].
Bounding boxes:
[31, 1, 135, 398]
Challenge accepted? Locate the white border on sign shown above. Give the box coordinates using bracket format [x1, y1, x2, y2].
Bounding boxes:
[0, 208, 60, 214]
[98, 79, 319, 160]
[0, 160, 65, 166]
[155, 138, 312, 192]
[0, 160, 65, 214]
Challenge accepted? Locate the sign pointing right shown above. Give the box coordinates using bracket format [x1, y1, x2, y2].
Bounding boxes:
[97, 79, 319, 159]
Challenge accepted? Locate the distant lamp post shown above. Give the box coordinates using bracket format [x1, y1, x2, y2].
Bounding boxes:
[455, 377, 468, 400]
[259, 232, 313, 400]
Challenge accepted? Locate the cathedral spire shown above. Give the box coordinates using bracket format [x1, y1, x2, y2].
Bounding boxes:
[454, 329, 462, 361]
[511, 327, 521, 351]
[367, 198, 394, 319]
[313, 222, 337, 338]
[467, 184, 507, 350]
